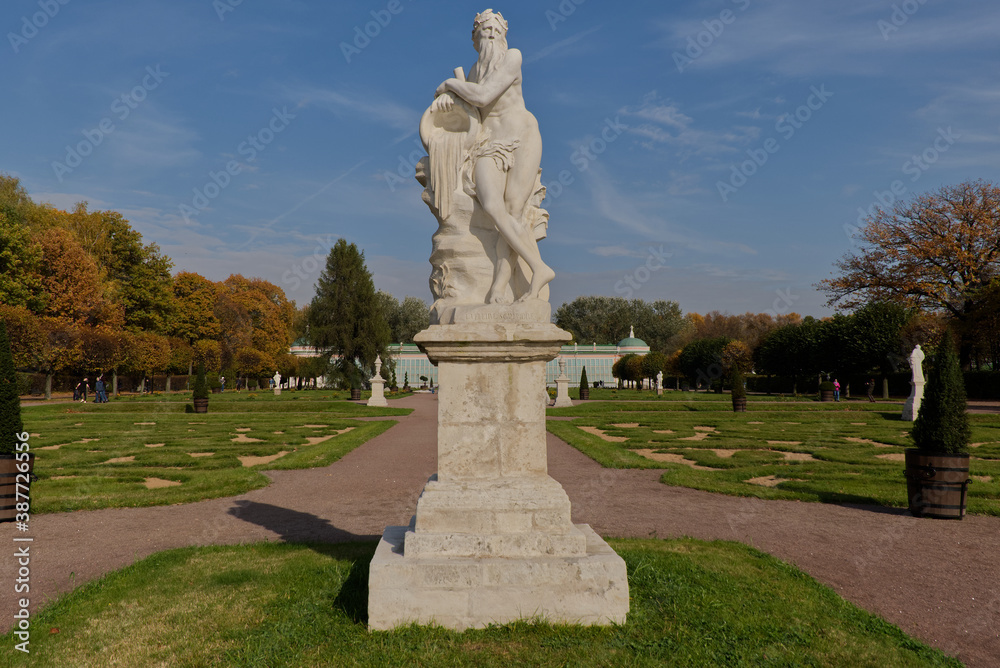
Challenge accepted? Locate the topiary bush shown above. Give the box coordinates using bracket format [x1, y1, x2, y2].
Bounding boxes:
[0, 322, 24, 456]
[730, 366, 747, 401]
[911, 329, 970, 454]
[192, 362, 209, 401]
[580, 366, 588, 391]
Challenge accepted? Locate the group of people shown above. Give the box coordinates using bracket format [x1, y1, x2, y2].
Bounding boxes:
[831, 378, 878, 403]
[73, 376, 109, 403]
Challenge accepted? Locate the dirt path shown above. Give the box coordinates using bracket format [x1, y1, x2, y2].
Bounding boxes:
[3, 394, 996, 667]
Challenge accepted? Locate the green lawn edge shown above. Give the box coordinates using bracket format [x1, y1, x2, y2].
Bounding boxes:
[4, 538, 960, 667]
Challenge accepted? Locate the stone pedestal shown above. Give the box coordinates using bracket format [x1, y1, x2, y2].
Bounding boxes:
[553, 357, 573, 408]
[368, 321, 629, 630]
[367, 356, 388, 408]
[902, 379, 924, 421]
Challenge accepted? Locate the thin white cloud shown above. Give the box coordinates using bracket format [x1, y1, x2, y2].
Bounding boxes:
[282, 83, 420, 132]
[619, 93, 757, 157]
[525, 25, 603, 64]
[589, 245, 645, 258]
[651, 0, 1000, 76]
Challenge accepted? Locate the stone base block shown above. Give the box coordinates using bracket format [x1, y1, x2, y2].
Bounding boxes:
[368, 524, 629, 631]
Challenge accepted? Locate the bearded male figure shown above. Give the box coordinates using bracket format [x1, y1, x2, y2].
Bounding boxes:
[430, 9, 554, 304]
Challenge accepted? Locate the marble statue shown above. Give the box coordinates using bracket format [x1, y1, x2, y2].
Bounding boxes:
[369, 10, 628, 632]
[417, 8, 553, 323]
[902, 344, 925, 421]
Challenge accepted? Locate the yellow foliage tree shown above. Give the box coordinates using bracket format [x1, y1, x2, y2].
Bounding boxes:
[820, 180, 1000, 360]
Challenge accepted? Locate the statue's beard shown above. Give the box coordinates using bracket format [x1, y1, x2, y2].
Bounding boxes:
[475, 38, 507, 82]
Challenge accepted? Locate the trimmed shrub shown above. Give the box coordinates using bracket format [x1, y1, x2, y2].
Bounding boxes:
[912, 329, 970, 454]
[580, 366, 588, 391]
[192, 363, 209, 400]
[0, 322, 24, 456]
[730, 366, 747, 401]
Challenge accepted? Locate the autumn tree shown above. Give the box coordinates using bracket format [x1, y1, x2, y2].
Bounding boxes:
[33, 227, 119, 325]
[70, 206, 174, 333]
[192, 339, 223, 372]
[677, 311, 801, 350]
[0, 305, 44, 370]
[171, 272, 221, 344]
[0, 212, 45, 311]
[819, 180, 1000, 365]
[214, 275, 295, 373]
[307, 239, 390, 383]
[124, 331, 171, 392]
[35, 317, 83, 399]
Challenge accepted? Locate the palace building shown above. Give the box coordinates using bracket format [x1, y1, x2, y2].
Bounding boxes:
[291, 328, 650, 388]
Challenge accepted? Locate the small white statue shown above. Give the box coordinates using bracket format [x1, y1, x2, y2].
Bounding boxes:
[910, 345, 925, 384]
[902, 344, 925, 421]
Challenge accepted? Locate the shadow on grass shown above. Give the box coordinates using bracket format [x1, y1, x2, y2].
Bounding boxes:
[332, 547, 373, 625]
[226, 502, 379, 624]
[227, 500, 379, 543]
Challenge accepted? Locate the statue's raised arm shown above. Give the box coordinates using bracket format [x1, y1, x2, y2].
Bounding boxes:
[416, 9, 553, 325]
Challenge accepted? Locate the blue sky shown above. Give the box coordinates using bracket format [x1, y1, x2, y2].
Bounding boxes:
[3, 0, 998, 318]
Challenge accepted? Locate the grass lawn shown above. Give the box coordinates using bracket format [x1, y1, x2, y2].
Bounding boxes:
[567, 388, 847, 402]
[548, 397, 1000, 515]
[4, 538, 959, 667]
[21, 390, 411, 514]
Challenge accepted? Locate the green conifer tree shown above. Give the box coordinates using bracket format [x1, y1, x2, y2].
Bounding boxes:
[0, 322, 24, 456]
[912, 329, 970, 454]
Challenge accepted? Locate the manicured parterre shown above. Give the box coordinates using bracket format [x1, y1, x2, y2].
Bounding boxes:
[548, 393, 1000, 515]
[21, 390, 411, 514]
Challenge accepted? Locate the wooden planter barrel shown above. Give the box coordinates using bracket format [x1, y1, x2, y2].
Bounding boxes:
[732, 397, 747, 412]
[904, 449, 970, 520]
[579, 387, 590, 401]
[193, 398, 209, 414]
[350, 388, 362, 401]
[0, 454, 35, 523]
[819, 390, 834, 402]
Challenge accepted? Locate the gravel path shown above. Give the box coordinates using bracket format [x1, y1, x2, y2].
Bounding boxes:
[3, 394, 997, 667]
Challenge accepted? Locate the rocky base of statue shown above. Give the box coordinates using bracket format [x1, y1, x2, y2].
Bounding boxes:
[368, 321, 629, 630]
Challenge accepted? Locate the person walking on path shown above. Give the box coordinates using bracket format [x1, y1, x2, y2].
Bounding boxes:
[866, 378, 876, 403]
[833, 378, 840, 402]
[78, 377, 89, 403]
